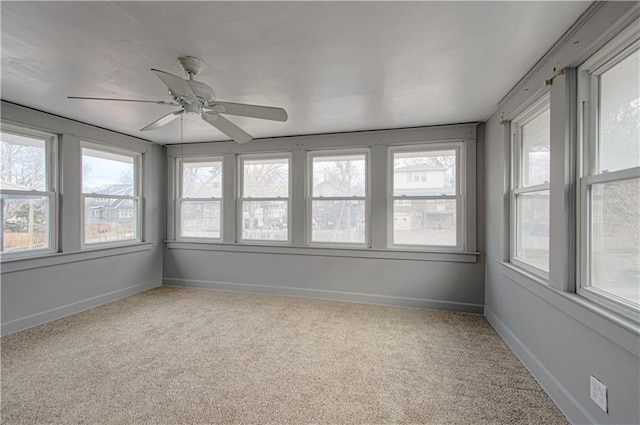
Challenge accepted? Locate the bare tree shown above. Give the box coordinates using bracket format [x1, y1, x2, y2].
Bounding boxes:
[182, 163, 222, 198]
[117, 168, 133, 186]
[1, 141, 47, 232]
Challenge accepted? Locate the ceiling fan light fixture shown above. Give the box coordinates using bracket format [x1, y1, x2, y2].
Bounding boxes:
[183, 102, 201, 115]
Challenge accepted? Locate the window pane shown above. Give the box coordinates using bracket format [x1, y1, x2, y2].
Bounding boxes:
[598, 49, 640, 173]
[82, 148, 135, 194]
[182, 161, 222, 198]
[393, 199, 456, 246]
[242, 158, 288, 198]
[393, 150, 456, 196]
[515, 190, 549, 271]
[590, 178, 639, 305]
[84, 197, 137, 244]
[1, 195, 49, 252]
[180, 201, 221, 238]
[312, 154, 366, 197]
[241, 200, 288, 241]
[311, 200, 365, 244]
[0, 131, 47, 191]
[521, 108, 550, 186]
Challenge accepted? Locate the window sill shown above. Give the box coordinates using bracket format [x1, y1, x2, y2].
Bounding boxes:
[165, 240, 480, 263]
[1, 242, 154, 274]
[497, 260, 640, 356]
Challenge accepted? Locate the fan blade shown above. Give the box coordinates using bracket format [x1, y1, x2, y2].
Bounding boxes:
[151, 69, 198, 103]
[206, 101, 288, 122]
[202, 112, 252, 144]
[140, 110, 183, 131]
[68, 96, 178, 105]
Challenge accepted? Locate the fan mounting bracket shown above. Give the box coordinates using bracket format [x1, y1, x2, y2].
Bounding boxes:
[178, 56, 205, 77]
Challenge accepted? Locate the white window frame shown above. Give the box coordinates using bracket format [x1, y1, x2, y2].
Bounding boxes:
[307, 148, 370, 248]
[238, 153, 292, 245]
[0, 123, 58, 259]
[577, 20, 640, 320]
[509, 93, 551, 279]
[176, 156, 223, 242]
[388, 142, 465, 251]
[80, 141, 142, 249]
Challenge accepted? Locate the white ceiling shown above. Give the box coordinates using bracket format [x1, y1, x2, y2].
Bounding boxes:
[1, 1, 591, 145]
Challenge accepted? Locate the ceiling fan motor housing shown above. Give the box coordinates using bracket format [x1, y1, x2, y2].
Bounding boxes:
[178, 56, 206, 76]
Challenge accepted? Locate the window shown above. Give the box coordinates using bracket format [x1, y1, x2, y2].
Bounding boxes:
[0, 125, 57, 256]
[178, 158, 222, 239]
[308, 150, 368, 245]
[239, 155, 290, 242]
[510, 96, 551, 275]
[579, 28, 639, 316]
[390, 144, 462, 249]
[81, 143, 141, 246]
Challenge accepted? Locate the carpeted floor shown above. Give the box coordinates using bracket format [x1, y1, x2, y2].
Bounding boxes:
[1, 286, 568, 424]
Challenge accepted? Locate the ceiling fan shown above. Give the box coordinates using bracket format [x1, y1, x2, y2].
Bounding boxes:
[68, 56, 288, 144]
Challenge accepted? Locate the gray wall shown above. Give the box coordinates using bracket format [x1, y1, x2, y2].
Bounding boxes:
[484, 3, 640, 424]
[165, 250, 485, 311]
[1, 102, 165, 335]
[164, 124, 486, 314]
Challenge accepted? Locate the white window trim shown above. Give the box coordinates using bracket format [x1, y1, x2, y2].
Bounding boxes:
[388, 142, 465, 252]
[509, 93, 551, 279]
[0, 123, 58, 259]
[577, 21, 640, 320]
[80, 140, 142, 249]
[237, 153, 292, 245]
[176, 156, 223, 242]
[306, 148, 370, 248]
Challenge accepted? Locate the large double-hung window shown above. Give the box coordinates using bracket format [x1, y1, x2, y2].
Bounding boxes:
[308, 150, 368, 246]
[0, 125, 57, 256]
[510, 96, 551, 276]
[578, 25, 639, 317]
[390, 144, 463, 249]
[178, 158, 223, 239]
[81, 143, 141, 246]
[239, 155, 290, 243]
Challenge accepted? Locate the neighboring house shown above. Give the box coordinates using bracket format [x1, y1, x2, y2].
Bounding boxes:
[85, 184, 135, 226]
[393, 165, 455, 230]
[394, 164, 449, 195]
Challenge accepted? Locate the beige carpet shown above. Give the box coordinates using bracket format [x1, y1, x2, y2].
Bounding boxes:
[1, 287, 567, 424]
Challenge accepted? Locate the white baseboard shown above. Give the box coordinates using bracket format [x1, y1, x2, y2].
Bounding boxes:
[163, 278, 484, 314]
[484, 307, 596, 425]
[1, 279, 161, 336]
